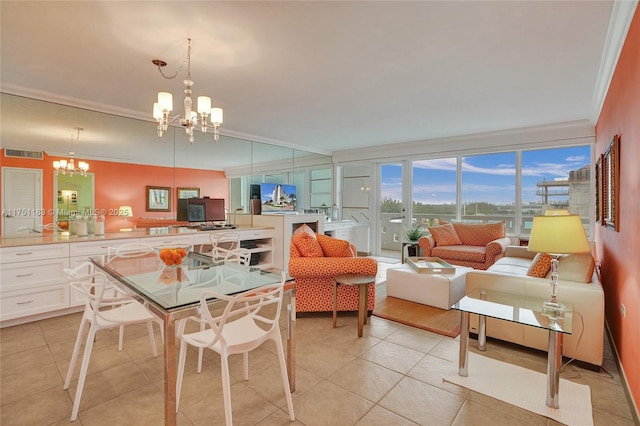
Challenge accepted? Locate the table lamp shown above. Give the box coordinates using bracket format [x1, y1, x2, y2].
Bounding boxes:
[119, 206, 133, 232]
[527, 211, 590, 312]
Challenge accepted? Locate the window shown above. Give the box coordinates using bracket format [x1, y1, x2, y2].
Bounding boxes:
[411, 158, 458, 227]
[521, 146, 591, 235]
[461, 152, 516, 231]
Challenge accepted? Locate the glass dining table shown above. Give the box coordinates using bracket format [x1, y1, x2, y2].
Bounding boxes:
[90, 251, 296, 426]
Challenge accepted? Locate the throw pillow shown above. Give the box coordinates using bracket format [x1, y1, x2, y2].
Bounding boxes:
[452, 221, 505, 246]
[293, 223, 316, 238]
[427, 223, 462, 246]
[316, 233, 354, 257]
[527, 253, 552, 278]
[292, 231, 324, 257]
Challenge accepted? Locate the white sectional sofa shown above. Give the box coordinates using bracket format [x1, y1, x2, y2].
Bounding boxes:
[465, 245, 604, 367]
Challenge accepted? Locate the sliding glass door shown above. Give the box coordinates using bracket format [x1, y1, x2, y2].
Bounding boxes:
[378, 162, 409, 259]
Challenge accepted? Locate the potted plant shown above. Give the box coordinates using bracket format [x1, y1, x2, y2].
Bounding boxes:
[404, 223, 425, 242]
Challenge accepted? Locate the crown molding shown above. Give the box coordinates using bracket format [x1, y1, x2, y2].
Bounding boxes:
[591, 0, 638, 123]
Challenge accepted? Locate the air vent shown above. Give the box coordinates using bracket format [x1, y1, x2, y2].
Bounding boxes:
[4, 149, 44, 159]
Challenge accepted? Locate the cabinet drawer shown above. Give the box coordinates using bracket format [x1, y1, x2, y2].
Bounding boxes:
[0, 258, 69, 292]
[0, 244, 69, 264]
[143, 235, 194, 247]
[1, 284, 70, 321]
[239, 229, 273, 240]
[69, 238, 140, 257]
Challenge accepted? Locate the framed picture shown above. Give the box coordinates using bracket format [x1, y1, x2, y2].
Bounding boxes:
[602, 135, 620, 231]
[595, 154, 602, 224]
[146, 186, 171, 212]
[177, 187, 200, 199]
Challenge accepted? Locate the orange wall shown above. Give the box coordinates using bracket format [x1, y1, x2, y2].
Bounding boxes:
[0, 151, 228, 234]
[595, 7, 640, 412]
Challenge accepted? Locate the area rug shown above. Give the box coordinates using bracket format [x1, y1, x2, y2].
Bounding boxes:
[442, 352, 593, 426]
[372, 295, 461, 337]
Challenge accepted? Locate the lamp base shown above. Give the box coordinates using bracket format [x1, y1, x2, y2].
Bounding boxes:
[541, 300, 565, 319]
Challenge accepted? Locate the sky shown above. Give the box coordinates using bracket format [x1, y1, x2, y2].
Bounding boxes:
[381, 146, 591, 205]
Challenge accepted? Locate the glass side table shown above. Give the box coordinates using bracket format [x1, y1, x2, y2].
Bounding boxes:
[452, 289, 573, 409]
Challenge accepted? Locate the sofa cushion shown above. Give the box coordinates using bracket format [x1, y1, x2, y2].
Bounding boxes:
[428, 223, 462, 246]
[452, 222, 505, 246]
[316, 233, 354, 257]
[527, 253, 552, 278]
[292, 231, 324, 257]
[488, 256, 532, 275]
[551, 253, 595, 283]
[432, 245, 486, 263]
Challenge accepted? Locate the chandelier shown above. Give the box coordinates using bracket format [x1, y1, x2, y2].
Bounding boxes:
[52, 128, 89, 177]
[152, 38, 223, 144]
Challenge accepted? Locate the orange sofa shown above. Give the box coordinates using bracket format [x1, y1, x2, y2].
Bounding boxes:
[418, 221, 510, 270]
[288, 232, 377, 313]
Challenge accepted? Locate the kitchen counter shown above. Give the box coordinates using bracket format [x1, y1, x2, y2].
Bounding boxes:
[0, 225, 269, 248]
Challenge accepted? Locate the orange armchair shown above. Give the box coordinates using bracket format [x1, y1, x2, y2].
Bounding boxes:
[288, 234, 377, 313]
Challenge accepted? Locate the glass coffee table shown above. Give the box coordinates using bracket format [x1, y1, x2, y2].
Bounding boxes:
[452, 289, 573, 409]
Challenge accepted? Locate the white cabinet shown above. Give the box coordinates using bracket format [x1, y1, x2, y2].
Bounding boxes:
[0, 227, 276, 325]
[0, 244, 70, 321]
[192, 228, 274, 269]
[238, 229, 274, 269]
[143, 234, 194, 248]
[252, 214, 324, 272]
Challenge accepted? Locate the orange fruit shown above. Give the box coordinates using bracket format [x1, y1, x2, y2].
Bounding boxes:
[177, 248, 187, 258]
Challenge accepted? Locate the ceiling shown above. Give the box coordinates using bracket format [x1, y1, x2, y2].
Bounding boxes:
[0, 1, 626, 169]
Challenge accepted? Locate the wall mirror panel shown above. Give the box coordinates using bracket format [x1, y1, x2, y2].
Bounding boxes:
[1, 93, 332, 235]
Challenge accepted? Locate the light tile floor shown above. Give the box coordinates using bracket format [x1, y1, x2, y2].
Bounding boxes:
[0, 262, 636, 425]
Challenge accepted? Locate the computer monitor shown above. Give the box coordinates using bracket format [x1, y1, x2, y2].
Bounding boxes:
[187, 199, 206, 223]
[203, 198, 226, 222]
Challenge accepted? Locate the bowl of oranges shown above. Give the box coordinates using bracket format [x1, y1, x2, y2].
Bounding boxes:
[155, 245, 190, 267]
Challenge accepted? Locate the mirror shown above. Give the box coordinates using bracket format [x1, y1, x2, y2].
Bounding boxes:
[53, 172, 95, 223]
[1, 93, 332, 236]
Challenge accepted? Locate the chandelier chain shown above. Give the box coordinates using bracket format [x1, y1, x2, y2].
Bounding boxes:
[156, 39, 192, 80]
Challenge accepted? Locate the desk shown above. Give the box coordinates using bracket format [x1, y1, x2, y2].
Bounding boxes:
[91, 252, 296, 426]
[452, 289, 572, 409]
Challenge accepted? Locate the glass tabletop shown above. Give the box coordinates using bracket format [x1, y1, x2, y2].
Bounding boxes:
[452, 289, 573, 334]
[90, 251, 283, 312]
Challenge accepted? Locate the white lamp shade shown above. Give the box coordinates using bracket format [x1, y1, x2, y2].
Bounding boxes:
[157, 92, 173, 112]
[528, 215, 590, 254]
[153, 102, 162, 120]
[210, 107, 223, 124]
[197, 96, 211, 114]
[118, 206, 133, 217]
[53, 160, 60, 169]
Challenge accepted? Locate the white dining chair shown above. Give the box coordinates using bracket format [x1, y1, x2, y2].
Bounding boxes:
[221, 247, 252, 267]
[192, 247, 253, 372]
[105, 243, 164, 349]
[209, 231, 240, 260]
[107, 242, 155, 258]
[175, 273, 294, 425]
[63, 268, 163, 421]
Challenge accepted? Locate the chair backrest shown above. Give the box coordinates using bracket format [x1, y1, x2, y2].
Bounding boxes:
[221, 248, 252, 268]
[64, 267, 135, 320]
[107, 242, 155, 258]
[197, 272, 286, 348]
[210, 232, 240, 259]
